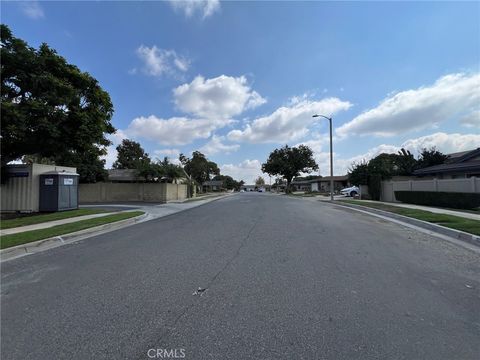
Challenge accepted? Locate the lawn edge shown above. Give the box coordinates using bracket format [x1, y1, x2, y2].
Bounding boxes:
[0, 211, 147, 262]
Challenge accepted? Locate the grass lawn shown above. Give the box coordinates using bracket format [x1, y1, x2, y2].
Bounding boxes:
[0, 209, 108, 230]
[341, 200, 480, 236]
[0, 211, 144, 249]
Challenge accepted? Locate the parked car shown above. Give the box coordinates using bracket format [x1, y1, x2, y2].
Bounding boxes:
[340, 186, 359, 197]
[240, 189, 245, 193]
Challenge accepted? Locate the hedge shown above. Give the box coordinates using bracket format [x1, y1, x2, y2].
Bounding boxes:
[394, 191, 480, 210]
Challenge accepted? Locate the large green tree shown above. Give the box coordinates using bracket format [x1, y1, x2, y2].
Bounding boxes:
[255, 176, 265, 186]
[112, 139, 150, 170]
[262, 145, 318, 193]
[212, 174, 241, 190]
[417, 147, 448, 169]
[1, 24, 115, 181]
[179, 151, 220, 189]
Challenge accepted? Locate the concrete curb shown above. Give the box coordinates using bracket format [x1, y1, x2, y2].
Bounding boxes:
[331, 201, 480, 248]
[0, 212, 148, 262]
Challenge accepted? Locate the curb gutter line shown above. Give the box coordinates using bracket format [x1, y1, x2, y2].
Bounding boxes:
[0, 213, 148, 262]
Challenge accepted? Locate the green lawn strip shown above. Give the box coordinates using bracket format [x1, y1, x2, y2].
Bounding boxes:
[0, 211, 144, 249]
[0, 209, 109, 230]
[341, 200, 480, 236]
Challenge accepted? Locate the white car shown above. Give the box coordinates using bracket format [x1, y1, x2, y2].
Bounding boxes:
[340, 186, 359, 197]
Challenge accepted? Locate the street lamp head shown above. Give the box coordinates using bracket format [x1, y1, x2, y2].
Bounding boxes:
[312, 114, 332, 121]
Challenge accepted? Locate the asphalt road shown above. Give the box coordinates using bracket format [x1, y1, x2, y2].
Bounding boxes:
[1, 193, 479, 359]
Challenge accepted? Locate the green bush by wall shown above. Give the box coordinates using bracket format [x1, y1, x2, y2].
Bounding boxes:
[394, 191, 480, 209]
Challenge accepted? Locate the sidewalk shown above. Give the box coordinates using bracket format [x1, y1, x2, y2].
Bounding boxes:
[337, 198, 480, 221]
[0, 212, 117, 236]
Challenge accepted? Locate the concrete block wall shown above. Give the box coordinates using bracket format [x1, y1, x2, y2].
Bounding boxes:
[79, 183, 188, 203]
[381, 177, 479, 203]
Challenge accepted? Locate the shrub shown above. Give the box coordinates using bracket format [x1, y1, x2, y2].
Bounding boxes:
[368, 174, 382, 201]
[394, 191, 480, 210]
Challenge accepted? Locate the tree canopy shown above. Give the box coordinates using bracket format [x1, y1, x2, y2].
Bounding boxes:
[417, 147, 448, 169]
[255, 176, 266, 186]
[212, 174, 242, 190]
[262, 145, 318, 192]
[113, 139, 150, 170]
[179, 151, 220, 186]
[1, 24, 115, 182]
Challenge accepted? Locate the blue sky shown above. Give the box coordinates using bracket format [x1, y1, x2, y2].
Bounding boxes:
[3, 1, 479, 183]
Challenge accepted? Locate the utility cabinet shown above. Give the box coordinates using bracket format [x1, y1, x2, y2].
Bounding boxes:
[39, 171, 79, 212]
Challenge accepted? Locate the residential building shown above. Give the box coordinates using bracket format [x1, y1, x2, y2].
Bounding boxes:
[413, 148, 480, 179]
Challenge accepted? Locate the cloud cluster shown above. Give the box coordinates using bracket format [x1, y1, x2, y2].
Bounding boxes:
[336, 73, 480, 138]
[173, 75, 266, 119]
[401, 132, 480, 154]
[199, 135, 240, 156]
[136, 45, 190, 78]
[297, 132, 480, 177]
[126, 116, 229, 146]
[220, 159, 263, 184]
[228, 97, 352, 143]
[123, 75, 265, 148]
[168, 0, 220, 19]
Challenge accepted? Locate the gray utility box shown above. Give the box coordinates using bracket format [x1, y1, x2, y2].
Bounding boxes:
[39, 171, 79, 212]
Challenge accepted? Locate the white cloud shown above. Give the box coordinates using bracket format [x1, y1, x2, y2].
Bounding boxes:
[220, 159, 263, 184]
[295, 132, 480, 177]
[21, 1, 44, 19]
[336, 73, 480, 138]
[227, 97, 352, 143]
[126, 115, 231, 146]
[199, 135, 240, 156]
[173, 75, 266, 119]
[168, 0, 220, 19]
[154, 148, 180, 157]
[136, 45, 190, 78]
[400, 132, 480, 154]
[460, 110, 480, 128]
[153, 149, 182, 164]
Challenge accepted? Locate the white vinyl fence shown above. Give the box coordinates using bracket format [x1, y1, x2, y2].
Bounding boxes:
[381, 177, 479, 203]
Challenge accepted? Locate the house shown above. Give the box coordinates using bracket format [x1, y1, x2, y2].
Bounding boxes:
[315, 176, 350, 192]
[413, 148, 480, 179]
[291, 175, 350, 192]
[202, 180, 224, 192]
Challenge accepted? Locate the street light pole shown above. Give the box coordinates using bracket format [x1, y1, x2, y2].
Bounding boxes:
[312, 114, 334, 201]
